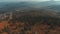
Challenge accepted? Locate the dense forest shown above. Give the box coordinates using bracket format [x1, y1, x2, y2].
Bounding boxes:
[0, 11, 60, 34]
[0, 1, 60, 34]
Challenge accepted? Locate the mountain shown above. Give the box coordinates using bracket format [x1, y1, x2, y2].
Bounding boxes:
[0, 1, 60, 16]
[48, 5, 60, 11]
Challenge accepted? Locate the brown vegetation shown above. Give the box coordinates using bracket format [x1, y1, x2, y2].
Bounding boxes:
[0, 11, 60, 34]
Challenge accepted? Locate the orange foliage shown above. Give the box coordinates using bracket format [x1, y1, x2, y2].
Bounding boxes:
[0, 21, 8, 31]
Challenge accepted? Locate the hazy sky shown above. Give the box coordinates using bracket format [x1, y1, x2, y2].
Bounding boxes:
[0, 0, 60, 2]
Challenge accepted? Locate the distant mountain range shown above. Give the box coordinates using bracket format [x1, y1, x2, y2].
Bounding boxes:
[0, 1, 60, 16]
